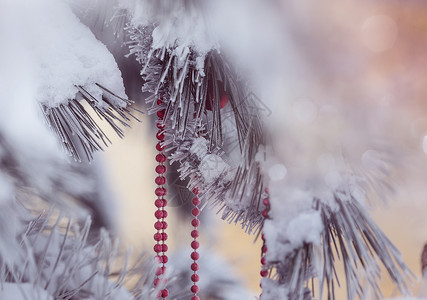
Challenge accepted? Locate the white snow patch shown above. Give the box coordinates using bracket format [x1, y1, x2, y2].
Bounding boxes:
[0, 283, 52, 300]
[260, 278, 288, 300]
[122, 0, 218, 68]
[0, 0, 126, 106]
[286, 211, 323, 247]
[0, 173, 12, 205]
[190, 137, 208, 160]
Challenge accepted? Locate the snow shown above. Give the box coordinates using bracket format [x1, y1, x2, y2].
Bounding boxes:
[262, 184, 324, 262]
[0, 283, 53, 300]
[386, 298, 427, 300]
[0, 0, 126, 107]
[0, 173, 12, 205]
[122, 0, 218, 67]
[190, 137, 209, 159]
[286, 211, 323, 247]
[260, 278, 289, 300]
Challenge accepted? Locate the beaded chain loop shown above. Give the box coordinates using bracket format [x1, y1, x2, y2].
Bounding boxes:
[260, 188, 270, 298]
[154, 99, 168, 299]
[190, 187, 201, 300]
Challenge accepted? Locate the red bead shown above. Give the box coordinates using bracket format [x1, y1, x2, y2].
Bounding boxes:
[162, 244, 168, 252]
[157, 110, 165, 119]
[260, 270, 268, 277]
[262, 245, 268, 253]
[162, 233, 168, 241]
[156, 130, 165, 140]
[154, 221, 163, 230]
[263, 198, 270, 206]
[191, 285, 199, 293]
[262, 210, 269, 218]
[162, 199, 168, 207]
[156, 154, 167, 163]
[162, 221, 168, 229]
[154, 278, 160, 286]
[191, 262, 199, 271]
[155, 176, 166, 185]
[155, 210, 163, 219]
[191, 296, 200, 300]
[191, 274, 200, 282]
[191, 241, 199, 250]
[156, 267, 164, 276]
[162, 210, 168, 218]
[154, 233, 162, 241]
[191, 252, 200, 260]
[161, 255, 168, 263]
[261, 234, 265, 241]
[156, 122, 165, 129]
[191, 219, 200, 227]
[261, 257, 266, 265]
[192, 188, 199, 195]
[191, 207, 200, 217]
[191, 230, 199, 238]
[264, 187, 269, 193]
[192, 197, 201, 206]
[154, 244, 162, 253]
[156, 142, 165, 151]
[157, 99, 163, 105]
[161, 289, 168, 298]
[155, 165, 166, 174]
[155, 187, 167, 196]
[155, 199, 164, 208]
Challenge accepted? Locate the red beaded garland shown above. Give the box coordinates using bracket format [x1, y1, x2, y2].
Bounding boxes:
[154, 99, 168, 299]
[260, 188, 271, 297]
[190, 187, 201, 299]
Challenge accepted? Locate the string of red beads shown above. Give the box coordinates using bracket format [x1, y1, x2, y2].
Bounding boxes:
[190, 187, 201, 300]
[154, 99, 168, 299]
[260, 188, 270, 297]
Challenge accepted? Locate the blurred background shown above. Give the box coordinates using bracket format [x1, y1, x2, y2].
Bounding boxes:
[93, 0, 427, 299]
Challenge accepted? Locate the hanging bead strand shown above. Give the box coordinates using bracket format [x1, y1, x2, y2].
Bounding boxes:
[190, 187, 201, 300]
[260, 188, 270, 298]
[154, 99, 168, 299]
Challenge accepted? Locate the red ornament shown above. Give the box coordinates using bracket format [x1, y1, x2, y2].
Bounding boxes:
[205, 81, 229, 111]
